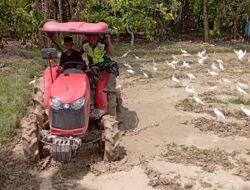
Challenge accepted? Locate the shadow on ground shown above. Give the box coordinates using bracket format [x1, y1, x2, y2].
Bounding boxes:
[118, 105, 139, 131]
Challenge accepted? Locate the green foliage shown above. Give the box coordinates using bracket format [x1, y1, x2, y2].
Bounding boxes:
[193, 0, 250, 38]
[0, 0, 40, 41]
[80, 0, 179, 41]
[1, 0, 250, 44]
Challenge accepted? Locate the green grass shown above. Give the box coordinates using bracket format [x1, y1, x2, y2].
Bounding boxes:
[0, 62, 42, 143]
[228, 97, 250, 105]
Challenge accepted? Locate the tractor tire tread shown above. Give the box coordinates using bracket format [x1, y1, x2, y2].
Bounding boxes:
[102, 115, 120, 162]
[21, 113, 41, 162]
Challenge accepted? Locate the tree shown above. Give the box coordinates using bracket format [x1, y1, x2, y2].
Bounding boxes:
[80, 0, 177, 45]
[203, 0, 209, 42]
[0, 0, 39, 47]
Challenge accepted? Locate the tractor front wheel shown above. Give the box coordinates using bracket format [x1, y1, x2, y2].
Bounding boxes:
[33, 77, 49, 130]
[21, 112, 42, 162]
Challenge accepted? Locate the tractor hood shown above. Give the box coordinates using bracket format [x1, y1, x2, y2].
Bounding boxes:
[51, 73, 89, 104]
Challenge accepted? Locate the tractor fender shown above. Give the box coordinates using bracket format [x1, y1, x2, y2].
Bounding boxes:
[44, 66, 60, 109]
[95, 71, 108, 110]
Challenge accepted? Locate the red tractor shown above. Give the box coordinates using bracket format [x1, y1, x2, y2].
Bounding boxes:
[21, 21, 121, 162]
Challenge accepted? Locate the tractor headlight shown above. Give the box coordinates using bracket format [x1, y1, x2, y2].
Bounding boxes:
[71, 97, 85, 110]
[50, 98, 62, 110]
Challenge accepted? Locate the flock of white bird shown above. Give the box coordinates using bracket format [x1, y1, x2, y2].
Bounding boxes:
[121, 48, 250, 120]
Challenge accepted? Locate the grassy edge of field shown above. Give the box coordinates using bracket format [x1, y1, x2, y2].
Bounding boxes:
[0, 50, 43, 144]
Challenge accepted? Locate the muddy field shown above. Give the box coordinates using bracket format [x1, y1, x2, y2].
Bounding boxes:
[1, 43, 250, 190]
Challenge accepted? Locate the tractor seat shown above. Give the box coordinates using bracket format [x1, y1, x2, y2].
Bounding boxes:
[63, 68, 84, 74]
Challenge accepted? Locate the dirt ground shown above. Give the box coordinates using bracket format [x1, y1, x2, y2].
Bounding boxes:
[1, 44, 250, 190]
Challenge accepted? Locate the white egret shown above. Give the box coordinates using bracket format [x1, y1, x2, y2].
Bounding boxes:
[153, 60, 157, 72]
[172, 55, 178, 60]
[193, 95, 205, 105]
[211, 63, 219, 71]
[153, 65, 157, 72]
[213, 108, 225, 119]
[123, 63, 133, 70]
[198, 58, 204, 65]
[166, 61, 176, 69]
[121, 51, 130, 57]
[29, 80, 35, 85]
[208, 69, 219, 76]
[172, 74, 180, 84]
[133, 54, 140, 60]
[197, 52, 203, 58]
[127, 69, 135, 74]
[219, 62, 224, 71]
[187, 73, 197, 80]
[221, 78, 231, 85]
[200, 49, 206, 56]
[234, 49, 246, 61]
[197, 49, 206, 58]
[236, 85, 247, 95]
[167, 63, 176, 69]
[216, 59, 224, 64]
[182, 53, 191, 57]
[237, 82, 249, 90]
[142, 72, 149, 79]
[171, 60, 178, 65]
[240, 104, 250, 117]
[181, 49, 188, 54]
[182, 61, 191, 69]
[185, 85, 198, 95]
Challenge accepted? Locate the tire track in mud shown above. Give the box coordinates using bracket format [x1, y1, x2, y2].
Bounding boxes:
[123, 116, 169, 137]
[0, 136, 40, 190]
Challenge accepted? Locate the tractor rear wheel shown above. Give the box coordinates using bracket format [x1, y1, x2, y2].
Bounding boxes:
[21, 112, 41, 162]
[107, 89, 123, 116]
[107, 93, 117, 116]
[33, 77, 49, 130]
[116, 89, 123, 113]
[101, 115, 120, 162]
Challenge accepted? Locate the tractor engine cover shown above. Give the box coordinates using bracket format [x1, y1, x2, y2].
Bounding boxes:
[49, 72, 90, 136]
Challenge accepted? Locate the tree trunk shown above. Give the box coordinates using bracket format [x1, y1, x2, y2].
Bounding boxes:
[76, 0, 81, 21]
[203, 0, 209, 42]
[0, 37, 3, 49]
[231, 6, 241, 40]
[180, 0, 194, 34]
[51, 0, 56, 20]
[126, 24, 134, 46]
[62, 0, 72, 22]
[43, 0, 49, 19]
[58, 0, 63, 22]
[126, 15, 134, 46]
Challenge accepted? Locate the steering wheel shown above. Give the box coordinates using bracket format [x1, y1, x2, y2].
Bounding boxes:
[63, 61, 86, 70]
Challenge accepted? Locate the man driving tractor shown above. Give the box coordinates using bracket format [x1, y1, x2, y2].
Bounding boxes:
[80, 34, 119, 93]
[60, 36, 87, 70]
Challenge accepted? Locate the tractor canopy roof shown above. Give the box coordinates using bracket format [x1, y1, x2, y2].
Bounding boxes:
[40, 21, 110, 34]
